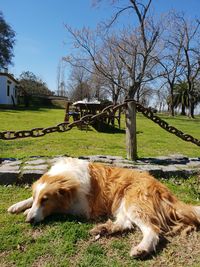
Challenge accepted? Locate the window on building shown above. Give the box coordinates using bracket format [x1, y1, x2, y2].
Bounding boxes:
[7, 85, 10, 96]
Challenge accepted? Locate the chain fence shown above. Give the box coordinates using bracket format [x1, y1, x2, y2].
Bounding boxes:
[0, 99, 200, 147]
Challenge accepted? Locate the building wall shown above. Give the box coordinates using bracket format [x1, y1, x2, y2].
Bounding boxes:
[0, 75, 18, 105]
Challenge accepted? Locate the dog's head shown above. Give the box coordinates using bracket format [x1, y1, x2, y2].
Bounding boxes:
[26, 174, 79, 223]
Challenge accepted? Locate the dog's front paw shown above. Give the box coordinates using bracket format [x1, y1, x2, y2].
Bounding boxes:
[23, 208, 31, 216]
[130, 246, 149, 259]
[8, 203, 22, 214]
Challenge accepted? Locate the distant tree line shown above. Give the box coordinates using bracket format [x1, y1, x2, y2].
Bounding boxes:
[18, 71, 54, 107]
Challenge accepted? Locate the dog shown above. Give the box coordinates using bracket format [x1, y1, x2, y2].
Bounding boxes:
[8, 157, 200, 258]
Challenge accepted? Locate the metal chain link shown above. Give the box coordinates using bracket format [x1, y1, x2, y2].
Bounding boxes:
[0, 100, 200, 147]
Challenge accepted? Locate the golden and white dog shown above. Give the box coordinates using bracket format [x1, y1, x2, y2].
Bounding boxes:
[8, 157, 200, 258]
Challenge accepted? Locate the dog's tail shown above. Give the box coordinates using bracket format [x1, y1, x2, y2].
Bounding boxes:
[173, 203, 200, 234]
[193, 206, 200, 221]
[146, 183, 200, 236]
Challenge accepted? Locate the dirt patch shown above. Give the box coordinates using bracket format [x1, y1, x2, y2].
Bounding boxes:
[31, 254, 53, 267]
[27, 228, 44, 240]
[0, 251, 15, 267]
[154, 232, 200, 267]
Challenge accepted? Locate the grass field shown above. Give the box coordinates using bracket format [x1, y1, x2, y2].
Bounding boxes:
[1, 176, 200, 267]
[0, 107, 200, 159]
[0, 107, 200, 266]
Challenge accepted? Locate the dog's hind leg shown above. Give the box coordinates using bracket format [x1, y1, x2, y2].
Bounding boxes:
[90, 200, 133, 237]
[129, 212, 159, 258]
[8, 197, 33, 214]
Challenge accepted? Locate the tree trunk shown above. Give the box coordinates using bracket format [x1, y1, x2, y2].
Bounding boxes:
[113, 93, 118, 105]
[136, 89, 140, 102]
[181, 104, 186, 116]
[188, 92, 195, 118]
[170, 87, 175, 116]
[126, 101, 137, 160]
[189, 102, 195, 118]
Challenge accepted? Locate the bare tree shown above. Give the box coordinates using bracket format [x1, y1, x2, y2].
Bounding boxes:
[159, 12, 185, 116]
[90, 70, 110, 101]
[154, 12, 200, 117]
[136, 84, 152, 106]
[64, 0, 162, 159]
[68, 65, 93, 101]
[63, 27, 128, 102]
[180, 17, 200, 118]
[154, 87, 168, 112]
[95, 35, 128, 104]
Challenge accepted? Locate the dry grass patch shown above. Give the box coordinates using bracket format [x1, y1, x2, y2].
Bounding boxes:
[67, 227, 200, 267]
[31, 254, 54, 267]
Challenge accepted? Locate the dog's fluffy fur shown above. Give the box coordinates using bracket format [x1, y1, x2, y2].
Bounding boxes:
[8, 157, 200, 258]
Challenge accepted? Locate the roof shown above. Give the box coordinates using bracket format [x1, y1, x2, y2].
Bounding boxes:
[0, 72, 19, 84]
[73, 98, 100, 105]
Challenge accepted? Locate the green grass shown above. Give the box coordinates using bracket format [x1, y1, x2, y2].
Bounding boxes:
[0, 107, 200, 159]
[1, 176, 199, 267]
[0, 107, 200, 266]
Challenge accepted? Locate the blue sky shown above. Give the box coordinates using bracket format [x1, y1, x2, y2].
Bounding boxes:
[1, 0, 200, 92]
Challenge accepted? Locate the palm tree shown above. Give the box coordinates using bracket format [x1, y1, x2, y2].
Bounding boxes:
[173, 82, 189, 115]
[173, 81, 200, 116]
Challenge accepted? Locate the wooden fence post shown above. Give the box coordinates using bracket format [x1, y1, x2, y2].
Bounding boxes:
[126, 101, 137, 160]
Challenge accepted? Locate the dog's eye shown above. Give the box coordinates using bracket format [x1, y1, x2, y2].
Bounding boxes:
[41, 196, 48, 204]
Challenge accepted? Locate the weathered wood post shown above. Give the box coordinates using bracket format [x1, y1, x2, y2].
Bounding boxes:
[126, 101, 137, 161]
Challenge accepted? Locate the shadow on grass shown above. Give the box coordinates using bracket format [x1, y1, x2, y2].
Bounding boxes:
[33, 213, 115, 227]
[33, 213, 90, 226]
[96, 127, 125, 134]
[92, 122, 144, 134]
[31, 214, 115, 233]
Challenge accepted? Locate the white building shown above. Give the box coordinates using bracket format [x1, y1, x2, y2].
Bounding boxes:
[0, 71, 19, 106]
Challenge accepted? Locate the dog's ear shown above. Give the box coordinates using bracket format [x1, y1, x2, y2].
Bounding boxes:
[58, 188, 67, 196]
[57, 185, 78, 201]
[56, 177, 80, 200]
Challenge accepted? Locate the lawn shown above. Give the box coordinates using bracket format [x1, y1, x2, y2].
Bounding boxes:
[0, 107, 200, 266]
[1, 176, 200, 267]
[0, 107, 200, 159]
